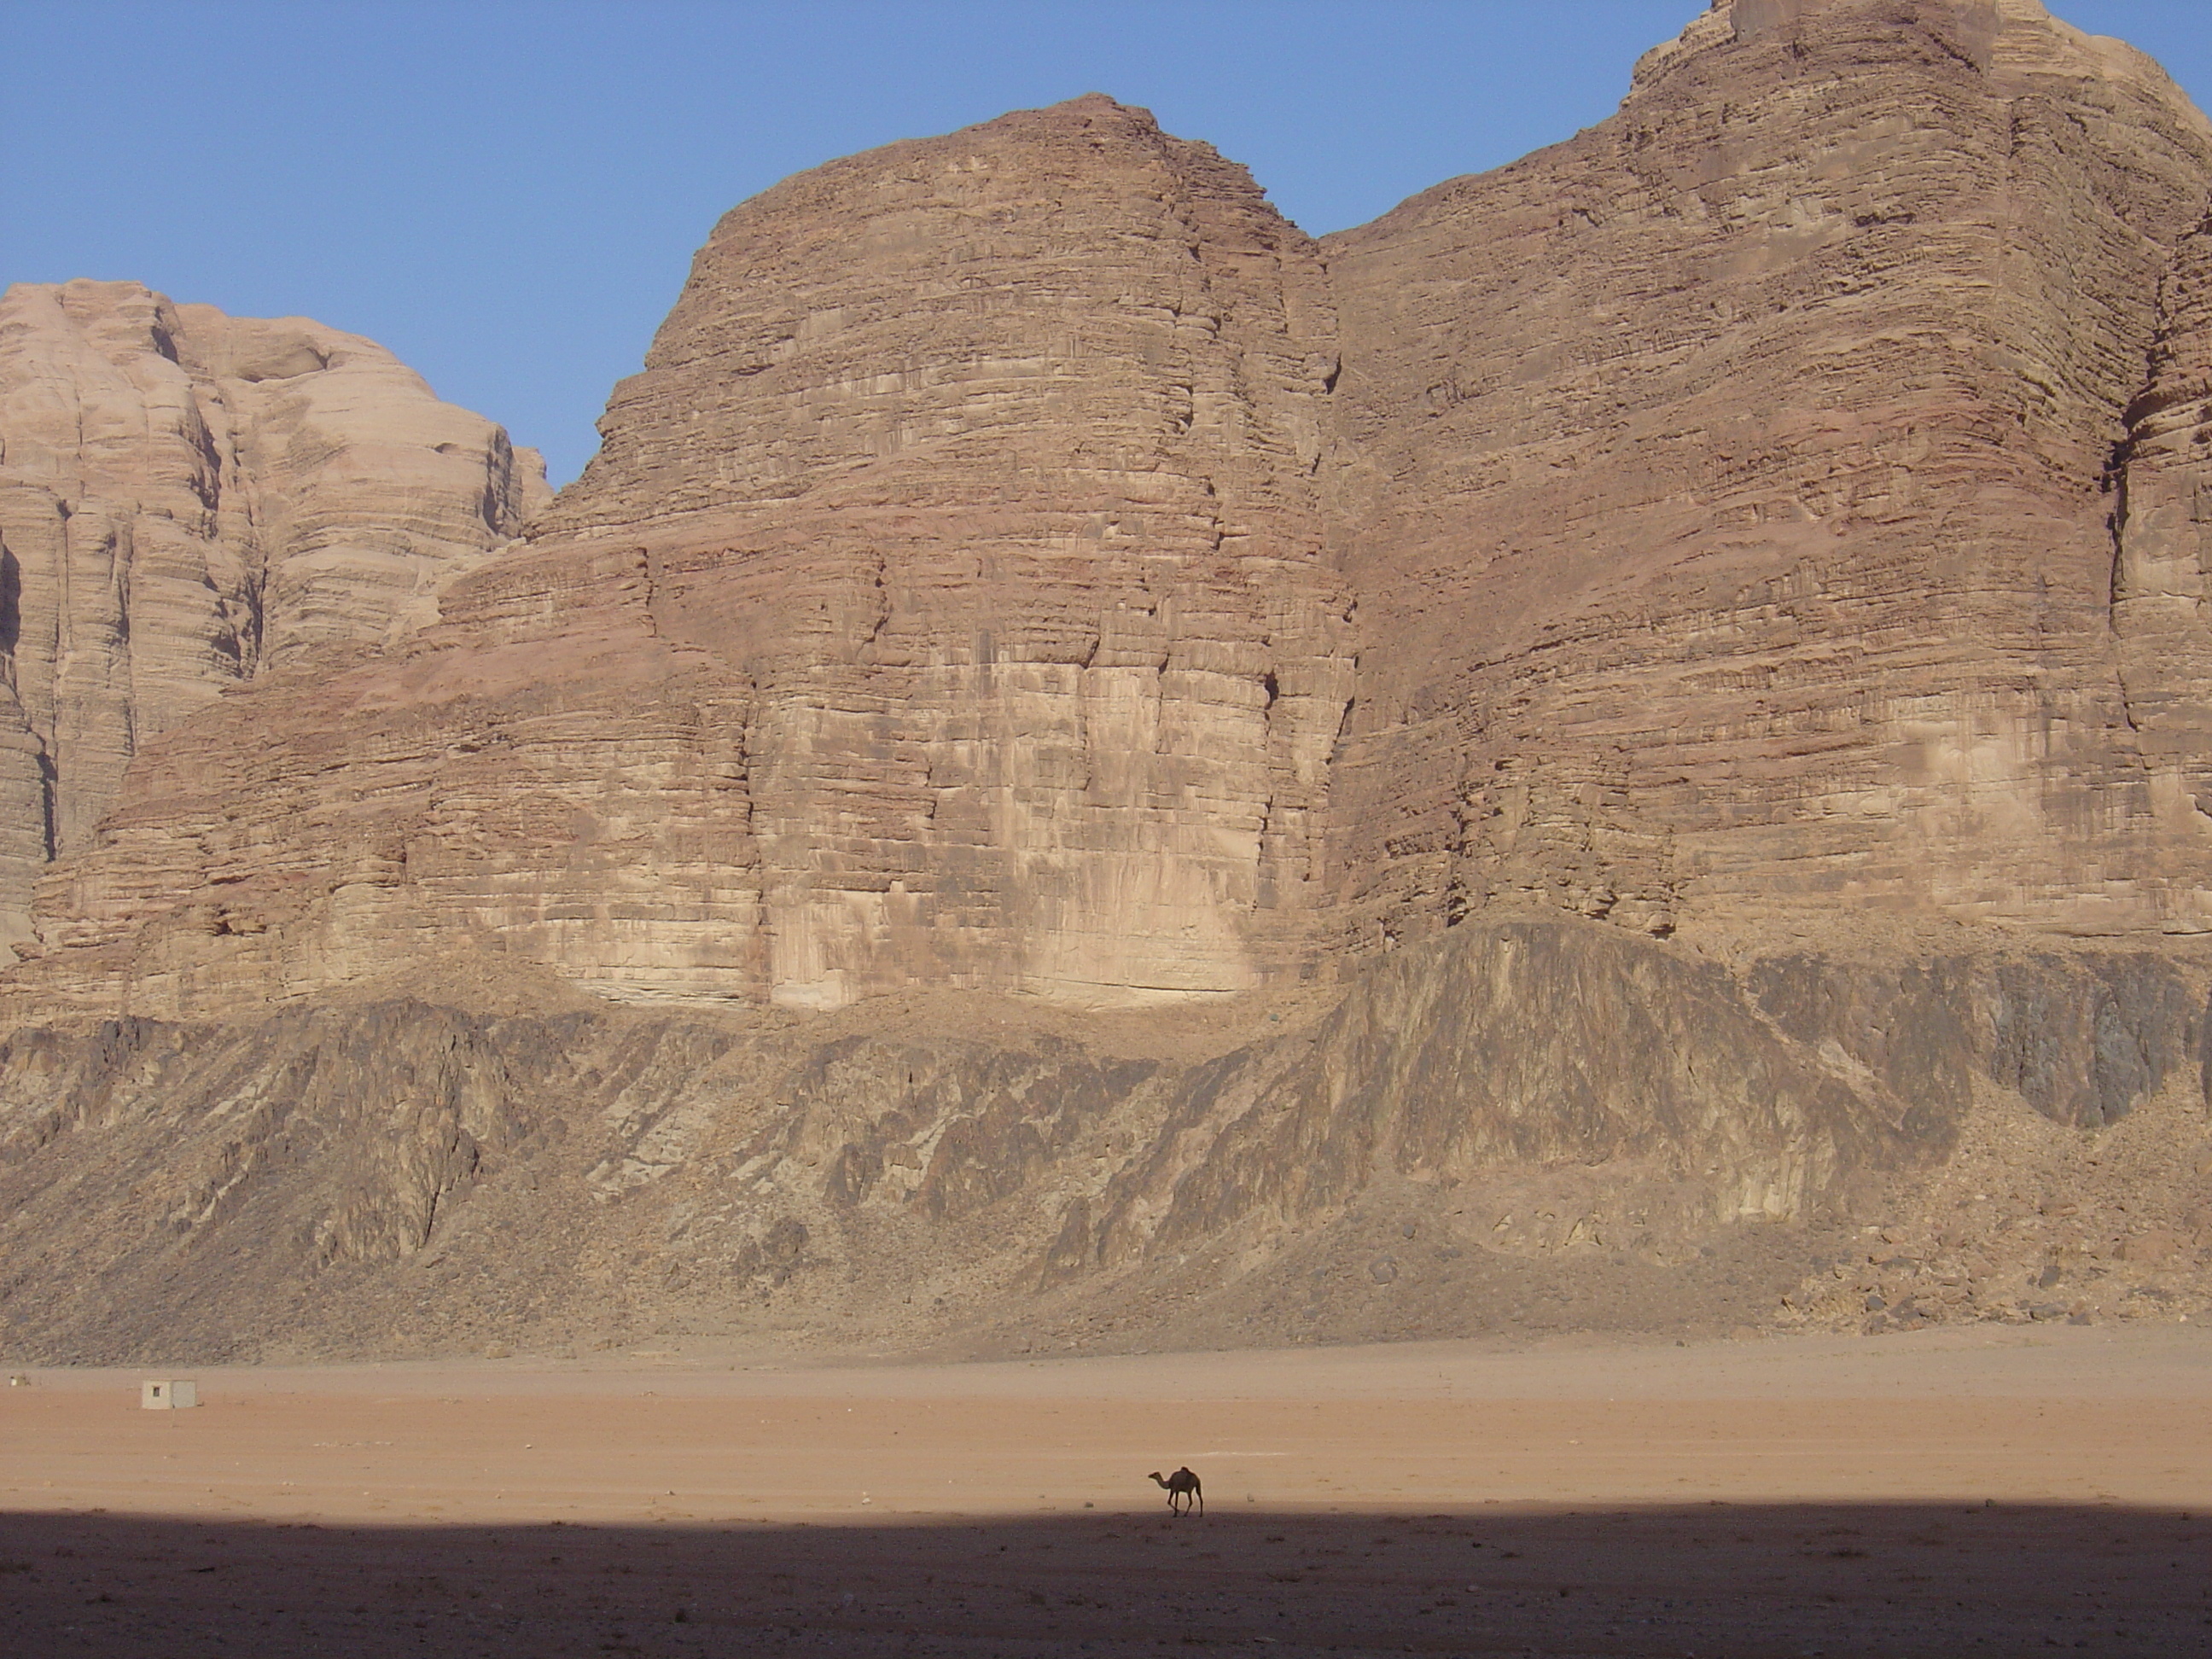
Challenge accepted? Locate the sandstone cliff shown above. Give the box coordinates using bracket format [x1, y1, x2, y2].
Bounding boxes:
[24, 1, 2212, 1022]
[0, 281, 550, 946]
[1324, 0, 2212, 951]
[10, 100, 1353, 1016]
[7, 0, 2212, 1365]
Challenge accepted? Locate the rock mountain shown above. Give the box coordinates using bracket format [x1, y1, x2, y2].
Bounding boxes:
[0, 282, 549, 949]
[7, 0, 2212, 1364]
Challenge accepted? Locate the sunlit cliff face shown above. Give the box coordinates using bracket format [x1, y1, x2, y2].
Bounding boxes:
[12, 0, 2212, 1025]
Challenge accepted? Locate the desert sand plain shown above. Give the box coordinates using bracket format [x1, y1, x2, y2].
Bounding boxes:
[4, 1325, 2209, 1656]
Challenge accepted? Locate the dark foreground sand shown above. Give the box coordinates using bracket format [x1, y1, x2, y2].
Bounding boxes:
[3, 1325, 2209, 1656]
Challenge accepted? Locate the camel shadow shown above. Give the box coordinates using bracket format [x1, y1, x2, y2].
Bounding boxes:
[0, 1499, 2198, 1656]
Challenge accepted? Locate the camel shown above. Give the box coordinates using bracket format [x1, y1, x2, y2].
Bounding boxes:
[1147, 1466, 1202, 1515]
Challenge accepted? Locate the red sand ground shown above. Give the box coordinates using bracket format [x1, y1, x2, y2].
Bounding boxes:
[3, 1325, 2209, 1655]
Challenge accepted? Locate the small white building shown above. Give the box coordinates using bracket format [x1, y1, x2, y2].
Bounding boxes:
[140, 1378, 198, 1409]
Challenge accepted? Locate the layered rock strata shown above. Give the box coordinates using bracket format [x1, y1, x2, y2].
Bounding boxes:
[0, 281, 548, 944]
[1324, 0, 2212, 949]
[14, 99, 1353, 1015]
[26, 1, 2212, 1022]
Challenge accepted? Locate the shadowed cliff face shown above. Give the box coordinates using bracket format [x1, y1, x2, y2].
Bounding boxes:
[2, 918, 2203, 1365]
[1746, 947, 2211, 1129]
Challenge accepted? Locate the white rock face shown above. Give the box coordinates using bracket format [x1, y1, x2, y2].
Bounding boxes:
[0, 280, 549, 941]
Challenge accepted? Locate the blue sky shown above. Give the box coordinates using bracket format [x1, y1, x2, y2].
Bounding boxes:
[6, 2, 2209, 485]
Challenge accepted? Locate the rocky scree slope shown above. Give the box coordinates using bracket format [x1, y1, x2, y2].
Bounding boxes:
[9, 0, 2212, 1359]
[6, 917, 2209, 1365]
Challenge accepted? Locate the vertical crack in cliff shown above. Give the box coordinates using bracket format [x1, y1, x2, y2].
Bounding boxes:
[855, 550, 890, 659]
[2105, 418, 2142, 736]
[2106, 207, 2212, 742]
[33, 749, 55, 865]
[635, 545, 660, 637]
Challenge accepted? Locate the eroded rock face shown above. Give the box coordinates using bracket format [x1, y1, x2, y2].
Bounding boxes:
[15, 99, 1353, 1016]
[0, 281, 548, 943]
[0, 922, 1938, 1361]
[28, 3, 2212, 1022]
[1323, 0, 2212, 949]
[10, 1, 2212, 1362]
[2, 917, 2202, 1364]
